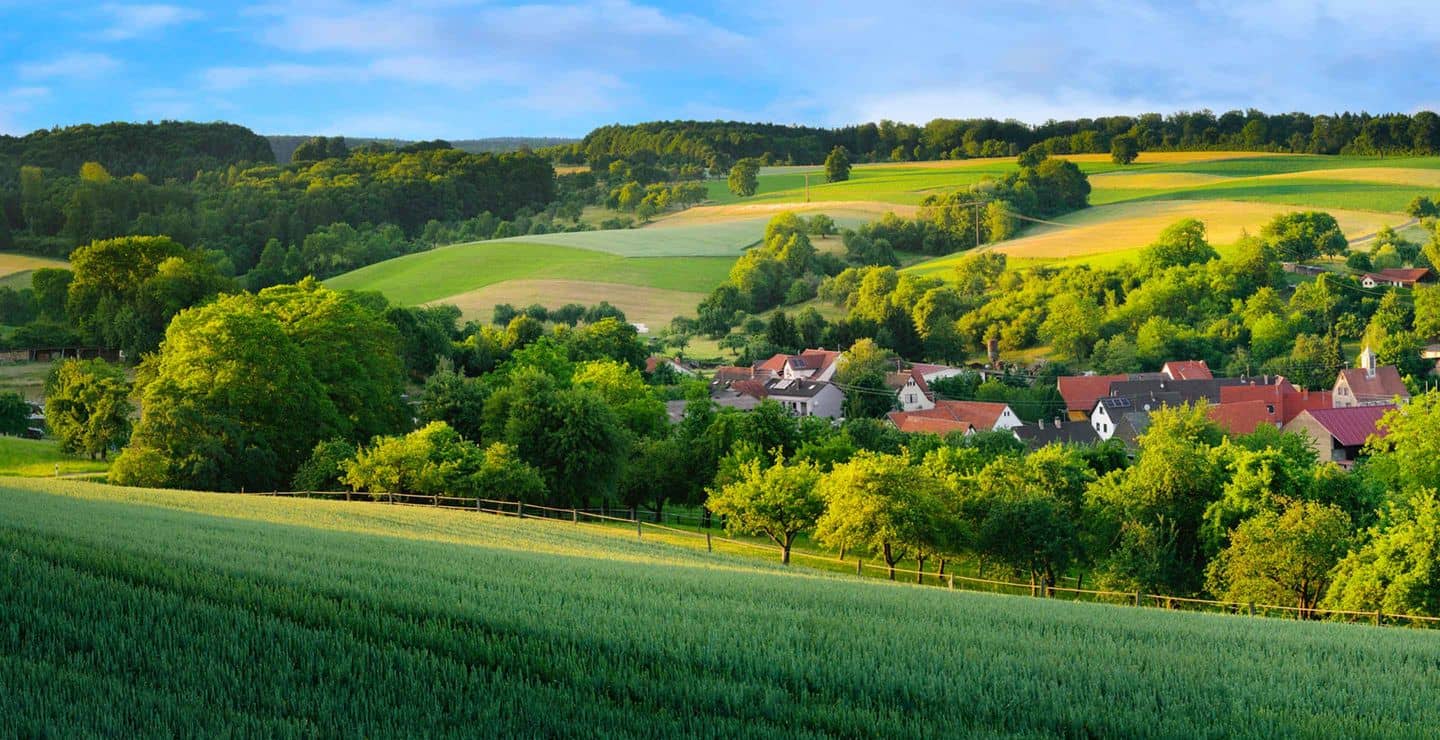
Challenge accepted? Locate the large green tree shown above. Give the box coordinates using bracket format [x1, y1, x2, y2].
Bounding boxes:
[44, 358, 132, 460]
[1261, 211, 1347, 261]
[1325, 490, 1440, 618]
[728, 158, 760, 197]
[110, 293, 342, 491]
[824, 146, 852, 183]
[1205, 501, 1352, 613]
[814, 451, 948, 580]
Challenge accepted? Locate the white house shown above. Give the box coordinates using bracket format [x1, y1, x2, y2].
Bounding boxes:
[762, 378, 845, 419]
[890, 363, 967, 411]
[1090, 396, 1133, 441]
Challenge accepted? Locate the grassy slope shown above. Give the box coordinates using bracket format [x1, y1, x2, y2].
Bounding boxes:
[0, 437, 110, 477]
[3, 480, 1438, 737]
[326, 241, 733, 306]
[0, 253, 67, 281]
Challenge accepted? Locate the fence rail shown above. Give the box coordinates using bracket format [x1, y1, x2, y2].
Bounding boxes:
[245, 488, 1438, 629]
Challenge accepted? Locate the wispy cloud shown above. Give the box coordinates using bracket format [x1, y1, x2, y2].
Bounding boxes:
[18, 52, 120, 80]
[97, 3, 201, 40]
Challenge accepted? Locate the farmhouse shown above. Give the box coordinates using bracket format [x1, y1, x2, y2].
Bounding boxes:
[1057, 374, 1129, 421]
[1283, 405, 1395, 466]
[753, 348, 845, 382]
[1360, 268, 1431, 289]
[1333, 347, 1410, 407]
[887, 400, 1021, 435]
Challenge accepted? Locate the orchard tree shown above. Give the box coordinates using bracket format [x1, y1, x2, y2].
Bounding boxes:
[1325, 490, 1440, 617]
[707, 456, 824, 564]
[1205, 501, 1352, 613]
[44, 358, 132, 460]
[0, 392, 29, 436]
[834, 338, 895, 419]
[1261, 211, 1347, 261]
[814, 451, 948, 580]
[728, 158, 760, 197]
[824, 146, 852, 183]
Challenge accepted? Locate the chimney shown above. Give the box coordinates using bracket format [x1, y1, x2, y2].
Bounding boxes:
[1054, 417, 1063, 429]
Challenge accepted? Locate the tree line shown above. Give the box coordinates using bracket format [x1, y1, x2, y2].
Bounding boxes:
[545, 110, 1440, 170]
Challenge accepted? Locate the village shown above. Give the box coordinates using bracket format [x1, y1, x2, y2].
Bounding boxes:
[672, 343, 1420, 468]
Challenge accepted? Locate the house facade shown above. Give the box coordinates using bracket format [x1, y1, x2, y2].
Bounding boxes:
[1283, 405, 1395, 466]
[1333, 347, 1410, 408]
[887, 400, 1021, 435]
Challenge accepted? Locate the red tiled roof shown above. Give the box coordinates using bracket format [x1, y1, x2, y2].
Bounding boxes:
[755, 354, 790, 374]
[1208, 400, 1278, 436]
[1058, 375, 1127, 413]
[885, 413, 974, 435]
[1220, 380, 1332, 424]
[1303, 405, 1396, 447]
[731, 380, 769, 399]
[1378, 267, 1431, 284]
[792, 348, 842, 372]
[888, 400, 1010, 432]
[713, 365, 759, 383]
[1336, 366, 1410, 404]
[1162, 360, 1213, 380]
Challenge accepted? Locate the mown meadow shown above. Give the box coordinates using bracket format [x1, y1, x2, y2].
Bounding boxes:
[4, 479, 1439, 738]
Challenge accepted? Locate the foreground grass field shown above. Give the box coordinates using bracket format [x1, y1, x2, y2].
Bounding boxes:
[4, 480, 1439, 737]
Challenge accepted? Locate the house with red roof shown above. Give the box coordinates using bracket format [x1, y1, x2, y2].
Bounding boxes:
[1207, 400, 1279, 436]
[1283, 404, 1396, 466]
[1361, 268, 1431, 289]
[1058, 374, 1128, 421]
[752, 348, 845, 382]
[1333, 347, 1410, 408]
[887, 400, 1021, 435]
[1219, 376, 1332, 425]
[1162, 360, 1213, 381]
[887, 362, 967, 411]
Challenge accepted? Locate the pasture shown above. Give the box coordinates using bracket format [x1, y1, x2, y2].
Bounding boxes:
[0, 437, 110, 477]
[326, 240, 733, 308]
[3, 479, 1440, 737]
[433, 279, 706, 329]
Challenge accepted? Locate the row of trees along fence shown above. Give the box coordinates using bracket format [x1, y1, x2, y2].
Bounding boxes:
[249, 489, 1440, 629]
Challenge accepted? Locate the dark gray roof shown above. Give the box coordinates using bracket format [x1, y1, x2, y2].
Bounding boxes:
[1015, 421, 1101, 449]
[1107, 378, 1245, 405]
[1112, 411, 1153, 446]
[764, 378, 836, 399]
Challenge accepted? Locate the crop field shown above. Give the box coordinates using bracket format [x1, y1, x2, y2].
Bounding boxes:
[0, 438, 109, 477]
[326, 241, 733, 307]
[495, 219, 769, 257]
[433, 279, 706, 329]
[3, 480, 1440, 737]
[0, 253, 67, 282]
[907, 200, 1409, 276]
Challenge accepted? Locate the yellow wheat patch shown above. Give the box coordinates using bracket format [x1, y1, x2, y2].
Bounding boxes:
[429, 279, 706, 330]
[1255, 167, 1440, 188]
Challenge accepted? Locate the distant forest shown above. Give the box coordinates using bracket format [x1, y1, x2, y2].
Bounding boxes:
[0, 122, 561, 289]
[554, 110, 1440, 168]
[267, 135, 579, 163]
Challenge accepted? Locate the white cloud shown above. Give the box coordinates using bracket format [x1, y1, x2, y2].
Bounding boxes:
[202, 63, 354, 90]
[500, 69, 628, 115]
[98, 3, 202, 40]
[18, 53, 121, 80]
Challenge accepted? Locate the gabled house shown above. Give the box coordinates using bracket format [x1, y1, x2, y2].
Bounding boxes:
[888, 362, 966, 411]
[1361, 268, 1431, 289]
[645, 356, 697, 377]
[752, 348, 846, 382]
[1284, 405, 1395, 466]
[1090, 397, 1133, 440]
[733, 377, 845, 418]
[1219, 376, 1332, 425]
[887, 400, 1021, 435]
[1161, 360, 1213, 380]
[1058, 374, 1128, 421]
[1334, 347, 1410, 408]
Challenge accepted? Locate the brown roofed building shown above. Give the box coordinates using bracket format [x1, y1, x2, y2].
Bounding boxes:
[1058, 374, 1128, 421]
[1219, 377, 1332, 424]
[1360, 268, 1432, 289]
[887, 399, 1022, 435]
[1334, 347, 1410, 408]
[1162, 360, 1213, 380]
[1284, 404, 1396, 466]
[1208, 400, 1280, 436]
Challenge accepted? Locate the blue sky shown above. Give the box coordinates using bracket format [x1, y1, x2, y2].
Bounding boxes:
[3, 1, 1439, 139]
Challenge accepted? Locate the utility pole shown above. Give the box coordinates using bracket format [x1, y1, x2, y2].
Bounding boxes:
[804, 173, 811, 203]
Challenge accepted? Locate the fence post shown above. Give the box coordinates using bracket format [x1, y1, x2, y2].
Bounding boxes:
[476, 497, 481, 512]
[947, 574, 954, 590]
[1247, 601, 1255, 617]
[1134, 592, 1142, 607]
[705, 531, 712, 552]
[1375, 609, 1382, 626]
[856, 559, 863, 576]
[572, 508, 578, 523]
[517, 501, 524, 519]
[636, 517, 642, 538]
[345, 491, 351, 502]
[389, 492, 394, 505]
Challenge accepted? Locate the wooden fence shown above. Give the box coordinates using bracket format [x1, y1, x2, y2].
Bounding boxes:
[248, 489, 1440, 629]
